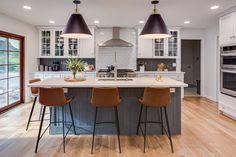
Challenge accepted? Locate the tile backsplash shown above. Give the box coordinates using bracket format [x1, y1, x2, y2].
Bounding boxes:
[137, 59, 176, 71]
[39, 58, 95, 71]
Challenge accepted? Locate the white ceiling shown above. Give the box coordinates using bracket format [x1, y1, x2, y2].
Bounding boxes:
[0, 0, 236, 28]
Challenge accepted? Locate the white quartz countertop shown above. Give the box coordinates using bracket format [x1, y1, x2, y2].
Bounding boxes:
[135, 71, 185, 74]
[29, 77, 188, 88]
[33, 71, 96, 74]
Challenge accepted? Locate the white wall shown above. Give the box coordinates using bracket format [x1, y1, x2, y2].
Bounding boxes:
[0, 13, 38, 103]
[204, 24, 219, 101]
[96, 28, 137, 70]
[181, 26, 219, 102]
[181, 28, 206, 97]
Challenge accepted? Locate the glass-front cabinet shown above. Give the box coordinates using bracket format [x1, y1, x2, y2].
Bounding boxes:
[38, 27, 94, 58]
[54, 31, 64, 57]
[68, 38, 79, 56]
[168, 31, 178, 56]
[153, 30, 179, 58]
[138, 28, 180, 59]
[153, 38, 164, 57]
[41, 31, 51, 57]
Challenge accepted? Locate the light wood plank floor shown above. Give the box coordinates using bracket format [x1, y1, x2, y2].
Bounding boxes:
[0, 97, 236, 157]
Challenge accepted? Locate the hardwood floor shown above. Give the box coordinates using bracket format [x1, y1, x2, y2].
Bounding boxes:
[0, 97, 236, 157]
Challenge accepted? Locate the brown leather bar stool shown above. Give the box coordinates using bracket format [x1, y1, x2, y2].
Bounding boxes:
[136, 88, 174, 153]
[26, 79, 43, 131]
[90, 87, 122, 154]
[35, 87, 76, 153]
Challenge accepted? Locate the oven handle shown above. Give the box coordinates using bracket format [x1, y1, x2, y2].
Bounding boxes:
[221, 69, 236, 73]
[221, 52, 236, 56]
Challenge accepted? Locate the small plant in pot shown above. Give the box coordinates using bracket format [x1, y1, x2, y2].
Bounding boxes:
[65, 58, 85, 80]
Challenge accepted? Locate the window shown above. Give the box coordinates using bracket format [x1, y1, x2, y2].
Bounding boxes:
[0, 32, 24, 112]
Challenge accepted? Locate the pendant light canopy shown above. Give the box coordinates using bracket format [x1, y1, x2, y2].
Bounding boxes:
[140, 0, 171, 39]
[61, 0, 92, 39]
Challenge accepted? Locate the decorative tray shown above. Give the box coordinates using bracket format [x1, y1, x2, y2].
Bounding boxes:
[64, 77, 86, 82]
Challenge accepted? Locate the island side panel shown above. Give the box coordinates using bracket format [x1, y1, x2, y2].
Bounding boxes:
[51, 87, 181, 135]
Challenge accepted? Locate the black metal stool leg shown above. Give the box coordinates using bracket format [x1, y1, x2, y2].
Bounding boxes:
[160, 107, 164, 135]
[91, 107, 98, 154]
[164, 107, 174, 153]
[62, 106, 65, 153]
[69, 103, 76, 135]
[39, 106, 43, 120]
[136, 105, 143, 135]
[49, 107, 52, 135]
[35, 106, 46, 153]
[144, 106, 147, 153]
[26, 96, 37, 131]
[114, 107, 122, 153]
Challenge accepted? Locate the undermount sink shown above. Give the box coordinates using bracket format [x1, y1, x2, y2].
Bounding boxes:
[98, 78, 134, 81]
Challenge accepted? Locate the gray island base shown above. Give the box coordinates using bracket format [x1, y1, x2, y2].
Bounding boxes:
[50, 87, 181, 135]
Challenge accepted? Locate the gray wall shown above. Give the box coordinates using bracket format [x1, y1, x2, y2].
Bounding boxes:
[39, 58, 95, 71]
[181, 40, 201, 86]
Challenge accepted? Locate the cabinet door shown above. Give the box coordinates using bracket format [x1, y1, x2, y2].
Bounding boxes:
[54, 31, 65, 57]
[137, 29, 153, 58]
[40, 30, 52, 57]
[79, 28, 95, 58]
[168, 31, 178, 56]
[138, 38, 153, 58]
[68, 38, 79, 57]
[153, 38, 165, 57]
[220, 14, 235, 45]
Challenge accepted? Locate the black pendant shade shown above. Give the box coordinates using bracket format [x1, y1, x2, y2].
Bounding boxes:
[61, 0, 92, 39]
[140, 1, 171, 39]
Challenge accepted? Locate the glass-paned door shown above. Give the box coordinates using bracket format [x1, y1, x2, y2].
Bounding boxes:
[0, 33, 23, 112]
[154, 38, 164, 57]
[68, 38, 79, 56]
[168, 31, 178, 56]
[55, 31, 64, 56]
[41, 31, 51, 56]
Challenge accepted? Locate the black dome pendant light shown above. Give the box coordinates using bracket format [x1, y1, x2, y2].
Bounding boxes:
[140, 0, 171, 39]
[61, 0, 92, 38]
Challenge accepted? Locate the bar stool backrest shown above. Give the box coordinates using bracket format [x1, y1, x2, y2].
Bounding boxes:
[30, 79, 41, 95]
[91, 87, 121, 107]
[39, 88, 67, 106]
[142, 88, 171, 107]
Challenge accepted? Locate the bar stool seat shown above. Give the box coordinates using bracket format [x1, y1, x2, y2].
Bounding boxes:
[90, 87, 122, 154]
[136, 87, 174, 153]
[34, 87, 76, 153]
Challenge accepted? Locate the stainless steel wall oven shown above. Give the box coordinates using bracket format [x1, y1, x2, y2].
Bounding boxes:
[220, 45, 236, 97]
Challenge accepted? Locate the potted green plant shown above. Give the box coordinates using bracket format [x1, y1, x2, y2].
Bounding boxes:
[65, 58, 85, 80]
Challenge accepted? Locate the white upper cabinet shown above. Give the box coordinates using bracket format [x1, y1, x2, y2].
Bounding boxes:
[79, 28, 95, 58]
[137, 29, 153, 58]
[40, 30, 52, 57]
[137, 28, 180, 58]
[220, 12, 236, 46]
[38, 26, 95, 58]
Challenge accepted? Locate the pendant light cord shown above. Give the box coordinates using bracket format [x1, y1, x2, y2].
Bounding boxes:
[73, 0, 81, 13]
[152, 0, 159, 14]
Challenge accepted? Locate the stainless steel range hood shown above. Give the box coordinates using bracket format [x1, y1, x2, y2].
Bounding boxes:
[98, 27, 133, 47]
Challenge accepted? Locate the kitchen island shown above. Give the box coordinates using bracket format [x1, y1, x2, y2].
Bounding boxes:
[29, 77, 187, 135]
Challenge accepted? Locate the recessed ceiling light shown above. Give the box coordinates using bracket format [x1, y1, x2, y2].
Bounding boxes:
[210, 5, 219, 10]
[139, 20, 145, 24]
[184, 21, 191, 24]
[94, 20, 100, 24]
[49, 20, 55, 24]
[23, 5, 31, 10]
